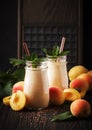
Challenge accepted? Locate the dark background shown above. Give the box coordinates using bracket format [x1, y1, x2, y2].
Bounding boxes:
[0, 1, 17, 71]
[0, 1, 92, 71]
[83, 1, 92, 70]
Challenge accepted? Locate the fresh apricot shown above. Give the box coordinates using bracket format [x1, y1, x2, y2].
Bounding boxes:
[77, 73, 92, 89]
[70, 78, 89, 98]
[12, 81, 24, 93]
[3, 96, 11, 106]
[63, 88, 81, 101]
[49, 87, 65, 105]
[10, 90, 26, 111]
[87, 70, 92, 77]
[68, 65, 88, 81]
[70, 99, 91, 118]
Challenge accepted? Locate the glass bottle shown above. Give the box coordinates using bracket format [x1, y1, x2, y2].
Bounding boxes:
[23, 60, 49, 110]
[47, 55, 68, 89]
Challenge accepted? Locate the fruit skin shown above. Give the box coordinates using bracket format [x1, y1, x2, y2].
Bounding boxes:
[10, 90, 26, 111]
[63, 88, 81, 101]
[68, 65, 88, 81]
[3, 96, 11, 106]
[70, 78, 89, 98]
[87, 70, 92, 77]
[70, 99, 91, 118]
[49, 87, 65, 105]
[77, 73, 92, 89]
[12, 81, 24, 93]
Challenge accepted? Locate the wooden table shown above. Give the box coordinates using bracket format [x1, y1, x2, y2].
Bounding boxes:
[0, 91, 92, 130]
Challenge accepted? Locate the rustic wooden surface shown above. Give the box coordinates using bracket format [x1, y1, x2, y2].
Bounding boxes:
[0, 91, 92, 130]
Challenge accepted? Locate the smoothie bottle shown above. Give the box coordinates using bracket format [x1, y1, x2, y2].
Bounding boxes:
[23, 60, 49, 110]
[47, 55, 68, 89]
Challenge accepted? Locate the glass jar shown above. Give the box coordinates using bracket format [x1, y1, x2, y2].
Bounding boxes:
[47, 55, 68, 89]
[23, 60, 49, 110]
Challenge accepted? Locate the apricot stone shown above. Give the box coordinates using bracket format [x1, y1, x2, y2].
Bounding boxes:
[70, 99, 91, 118]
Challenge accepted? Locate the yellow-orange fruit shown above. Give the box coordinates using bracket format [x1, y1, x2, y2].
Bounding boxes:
[10, 90, 26, 111]
[68, 65, 88, 81]
[49, 86, 65, 105]
[63, 88, 81, 101]
[70, 78, 89, 98]
[70, 99, 91, 118]
[12, 81, 24, 93]
[3, 96, 11, 106]
[77, 73, 92, 89]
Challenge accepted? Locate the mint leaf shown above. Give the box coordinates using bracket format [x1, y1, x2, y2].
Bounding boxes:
[59, 50, 70, 56]
[11, 68, 25, 81]
[42, 48, 48, 55]
[52, 46, 59, 56]
[9, 58, 25, 67]
[42, 45, 70, 57]
[51, 111, 74, 122]
[0, 81, 12, 99]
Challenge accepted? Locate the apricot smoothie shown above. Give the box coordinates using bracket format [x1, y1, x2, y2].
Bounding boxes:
[47, 56, 68, 89]
[23, 60, 49, 110]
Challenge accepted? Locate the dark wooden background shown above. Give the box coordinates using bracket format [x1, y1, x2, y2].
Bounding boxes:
[0, 0, 92, 71]
[0, 1, 17, 71]
[83, 1, 92, 70]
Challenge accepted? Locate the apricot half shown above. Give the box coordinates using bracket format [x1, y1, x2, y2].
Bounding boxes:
[3, 96, 11, 106]
[63, 88, 81, 101]
[10, 90, 26, 111]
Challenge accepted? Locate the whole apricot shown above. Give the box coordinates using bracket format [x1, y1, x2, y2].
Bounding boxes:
[70, 78, 89, 98]
[12, 81, 24, 93]
[68, 65, 88, 81]
[87, 70, 92, 77]
[77, 73, 92, 89]
[49, 87, 65, 105]
[70, 99, 91, 118]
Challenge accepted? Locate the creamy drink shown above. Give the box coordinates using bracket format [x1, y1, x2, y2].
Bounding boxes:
[47, 56, 68, 89]
[23, 60, 49, 110]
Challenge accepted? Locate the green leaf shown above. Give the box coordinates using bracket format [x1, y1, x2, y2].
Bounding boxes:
[53, 46, 60, 56]
[9, 58, 25, 67]
[0, 71, 12, 86]
[11, 68, 25, 81]
[0, 81, 12, 100]
[42, 45, 70, 57]
[51, 111, 74, 122]
[24, 53, 38, 61]
[42, 48, 48, 55]
[59, 50, 70, 56]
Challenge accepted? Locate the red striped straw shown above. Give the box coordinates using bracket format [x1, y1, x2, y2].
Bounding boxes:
[23, 42, 30, 56]
[59, 37, 66, 53]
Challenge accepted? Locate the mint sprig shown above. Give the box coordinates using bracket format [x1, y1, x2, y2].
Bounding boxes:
[42, 45, 70, 57]
[51, 111, 74, 122]
[10, 53, 44, 68]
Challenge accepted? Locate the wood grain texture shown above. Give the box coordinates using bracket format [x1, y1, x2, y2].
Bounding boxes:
[0, 91, 92, 130]
[22, 0, 79, 25]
